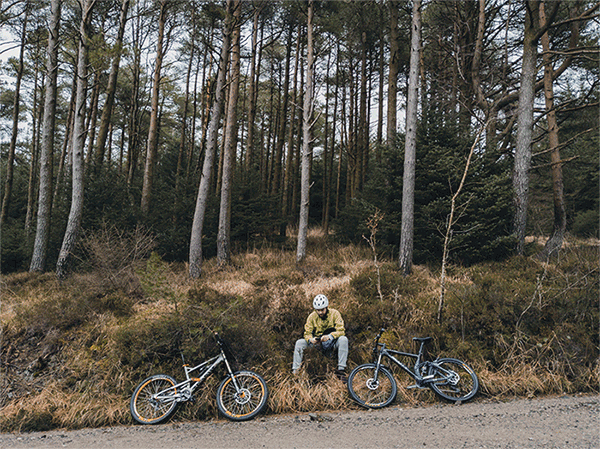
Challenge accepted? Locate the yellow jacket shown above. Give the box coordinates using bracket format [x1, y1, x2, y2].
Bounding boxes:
[303, 308, 345, 342]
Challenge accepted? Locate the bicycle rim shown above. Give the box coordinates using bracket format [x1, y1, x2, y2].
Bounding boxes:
[217, 371, 268, 421]
[428, 358, 479, 403]
[347, 364, 397, 409]
[130, 375, 178, 424]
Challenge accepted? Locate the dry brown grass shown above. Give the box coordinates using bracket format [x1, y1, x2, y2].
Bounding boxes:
[268, 372, 352, 414]
[0, 231, 597, 431]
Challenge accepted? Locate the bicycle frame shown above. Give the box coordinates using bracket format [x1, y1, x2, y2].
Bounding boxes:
[154, 341, 240, 404]
[372, 332, 435, 389]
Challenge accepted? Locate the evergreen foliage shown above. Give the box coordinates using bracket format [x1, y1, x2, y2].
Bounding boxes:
[333, 122, 515, 266]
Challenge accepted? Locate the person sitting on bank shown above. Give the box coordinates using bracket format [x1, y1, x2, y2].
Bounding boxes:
[292, 294, 349, 381]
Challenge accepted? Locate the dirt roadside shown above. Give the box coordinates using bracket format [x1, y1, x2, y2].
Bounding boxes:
[0, 394, 597, 449]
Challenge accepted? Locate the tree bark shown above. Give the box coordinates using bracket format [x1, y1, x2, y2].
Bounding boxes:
[386, 0, 399, 146]
[357, 30, 368, 192]
[140, 0, 168, 216]
[536, 0, 579, 260]
[126, 7, 143, 187]
[30, 0, 61, 273]
[296, 0, 314, 264]
[271, 24, 293, 197]
[398, 0, 421, 275]
[245, 3, 262, 175]
[217, 0, 241, 267]
[94, 0, 130, 172]
[56, 0, 95, 278]
[1, 3, 29, 228]
[376, 0, 384, 149]
[25, 50, 43, 240]
[513, 1, 542, 255]
[174, 9, 196, 225]
[189, 0, 234, 279]
[281, 25, 302, 236]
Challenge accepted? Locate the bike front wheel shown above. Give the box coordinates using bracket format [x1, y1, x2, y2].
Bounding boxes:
[216, 371, 269, 421]
[347, 364, 397, 409]
[427, 358, 479, 403]
[130, 374, 179, 425]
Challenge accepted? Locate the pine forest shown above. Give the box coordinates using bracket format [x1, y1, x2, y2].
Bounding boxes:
[0, 0, 598, 275]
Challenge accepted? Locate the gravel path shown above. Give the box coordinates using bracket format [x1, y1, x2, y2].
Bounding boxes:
[0, 394, 597, 449]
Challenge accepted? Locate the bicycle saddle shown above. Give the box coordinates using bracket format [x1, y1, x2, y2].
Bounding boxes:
[412, 337, 432, 343]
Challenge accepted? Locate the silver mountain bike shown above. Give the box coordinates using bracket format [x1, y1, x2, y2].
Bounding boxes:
[130, 333, 268, 424]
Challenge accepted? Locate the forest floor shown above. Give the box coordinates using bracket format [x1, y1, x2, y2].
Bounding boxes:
[0, 393, 597, 449]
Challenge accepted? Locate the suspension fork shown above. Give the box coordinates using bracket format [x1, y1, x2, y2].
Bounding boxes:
[373, 349, 386, 380]
[222, 350, 242, 391]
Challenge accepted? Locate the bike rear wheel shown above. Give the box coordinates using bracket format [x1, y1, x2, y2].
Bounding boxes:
[216, 371, 269, 421]
[130, 374, 179, 424]
[427, 358, 479, 403]
[347, 364, 397, 409]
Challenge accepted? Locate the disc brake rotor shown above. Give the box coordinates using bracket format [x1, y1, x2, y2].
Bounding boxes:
[234, 388, 252, 405]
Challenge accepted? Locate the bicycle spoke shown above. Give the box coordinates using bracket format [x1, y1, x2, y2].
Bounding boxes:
[348, 365, 396, 409]
[428, 358, 478, 403]
[217, 372, 268, 421]
[130, 375, 179, 424]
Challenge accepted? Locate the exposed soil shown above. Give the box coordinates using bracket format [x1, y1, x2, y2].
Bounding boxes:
[0, 394, 597, 449]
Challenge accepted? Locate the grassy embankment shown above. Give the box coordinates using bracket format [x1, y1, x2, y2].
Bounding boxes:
[1, 228, 598, 432]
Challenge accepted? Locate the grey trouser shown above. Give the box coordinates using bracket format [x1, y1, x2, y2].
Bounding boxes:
[292, 335, 348, 371]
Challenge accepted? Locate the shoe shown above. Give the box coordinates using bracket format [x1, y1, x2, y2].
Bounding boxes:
[335, 369, 347, 382]
[292, 369, 299, 375]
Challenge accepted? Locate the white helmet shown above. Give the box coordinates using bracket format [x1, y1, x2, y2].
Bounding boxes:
[313, 294, 329, 310]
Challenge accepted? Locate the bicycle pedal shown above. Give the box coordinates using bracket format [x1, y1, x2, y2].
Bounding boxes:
[406, 384, 419, 389]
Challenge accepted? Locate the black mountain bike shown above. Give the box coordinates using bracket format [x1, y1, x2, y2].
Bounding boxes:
[130, 333, 268, 424]
[347, 328, 479, 408]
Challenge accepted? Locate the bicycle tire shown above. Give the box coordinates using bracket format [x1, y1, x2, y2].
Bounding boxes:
[427, 358, 479, 403]
[347, 364, 397, 409]
[130, 374, 179, 425]
[216, 371, 269, 421]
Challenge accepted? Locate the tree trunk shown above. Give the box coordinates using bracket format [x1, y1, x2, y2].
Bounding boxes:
[513, 1, 541, 255]
[140, 0, 168, 216]
[537, 0, 575, 260]
[245, 4, 262, 175]
[53, 69, 76, 206]
[126, 9, 143, 187]
[217, 0, 241, 267]
[174, 10, 196, 225]
[1, 4, 28, 228]
[56, 0, 95, 279]
[296, 0, 314, 264]
[94, 0, 129, 172]
[357, 30, 368, 192]
[387, 0, 399, 145]
[271, 24, 293, 197]
[84, 73, 100, 168]
[376, 1, 384, 149]
[30, 0, 61, 273]
[398, 0, 421, 275]
[25, 52, 42, 240]
[322, 50, 331, 232]
[189, 0, 234, 279]
[281, 25, 302, 236]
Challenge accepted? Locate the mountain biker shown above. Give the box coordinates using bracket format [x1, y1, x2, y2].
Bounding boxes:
[292, 294, 349, 381]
